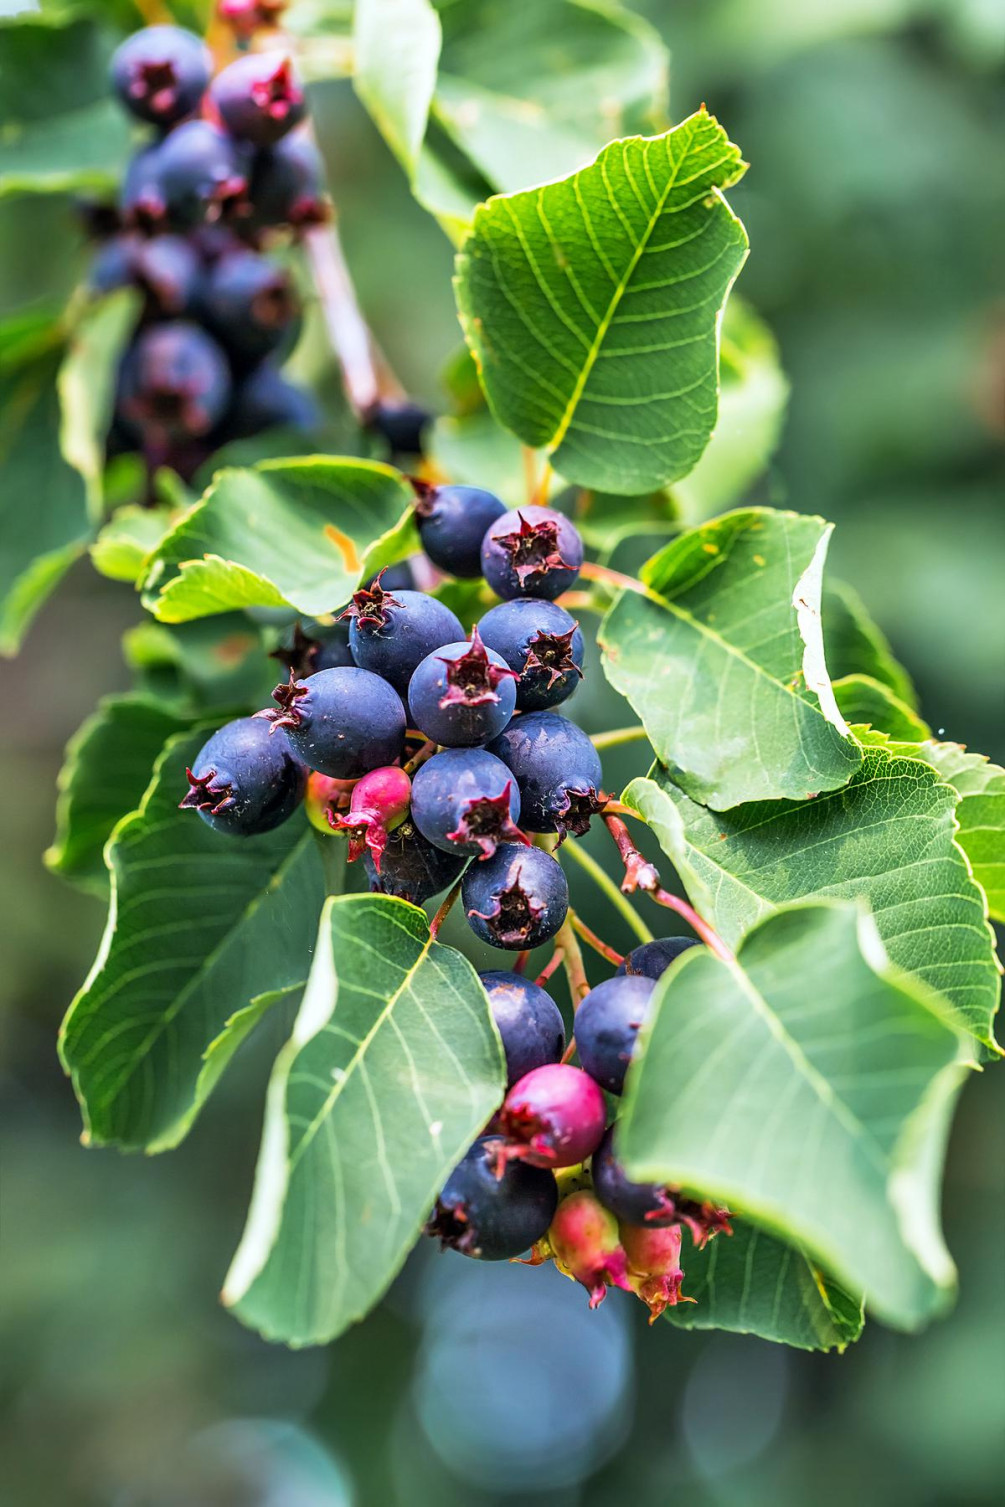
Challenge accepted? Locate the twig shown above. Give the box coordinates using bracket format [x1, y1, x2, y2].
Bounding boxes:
[429, 881, 461, 940]
[570, 913, 624, 967]
[554, 915, 591, 1007]
[559, 836, 653, 944]
[302, 219, 389, 418]
[603, 813, 661, 895]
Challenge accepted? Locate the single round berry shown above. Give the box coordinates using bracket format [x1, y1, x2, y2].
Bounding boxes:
[269, 622, 346, 680]
[494, 1063, 606, 1169]
[415, 484, 507, 578]
[328, 764, 411, 867]
[226, 363, 320, 440]
[344, 579, 463, 696]
[426, 1136, 558, 1261]
[366, 399, 431, 459]
[591, 1125, 679, 1228]
[155, 120, 250, 228]
[574, 974, 656, 1095]
[411, 748, 526, 861]
[407, 629, 517, 748]
[478, 598, 584, 711]
[462, 843, 568, 951]
[210, 51, 306, 147]
[180, 716, 305, 836]
[120, 143, 169, 232]
[549, 1190, 631, 1309]
[363, 816, 467, 905]
[246, 132, 330, 230]
[487, 710, 604, 838]
[259, 666, 405, 778]
[110, 25, 211, 129]
[616, 936, 700, 980]
[131, 233, 204, 315]
[479, 970, 565, 1087]
[199, 248, 299, 364]
[481, 505, 583, 601]
[117, 322, 231, 442]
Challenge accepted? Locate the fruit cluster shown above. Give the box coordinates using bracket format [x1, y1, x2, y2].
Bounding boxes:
[91, 18, 328, 483]
[181, 482, 731, 1316]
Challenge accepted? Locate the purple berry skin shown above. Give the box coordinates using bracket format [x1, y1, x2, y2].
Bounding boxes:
[199, 248, 299, 364]
[313, 628, 355, 673]
[481, 505, 583, 601]
[363, 818, 466, 905]
[591, 1125, 679, 1228]
[411, 748, 525, 860]
[180, 716, 306, 836]
[110, 25, 211, 129]
[247, 133, 330, 230]
[407, 636, 517, 748]
[210, 51, 306, 147]
[478, 598, 584, 711]
[224, 363, 320, 440]
[415, 485, 507, 578]
[479, 971, 565, 1087]
[92, 234, 203, 314]
[462, 843, 568, 951]
[120, 143, 169, 232]
[427, 1136, 558, 1260]
[261, 666, 406, 778]
[497, 1064, 607, 1169]
[155, 120, 250, 228]
[346, 588, 463, 696]
[367, 399, 431, 458]
[616, 936, 700, 980]
[574, 974, 656, 1095]
[487, 710, 603, 838]
[117, 322, 231, 442]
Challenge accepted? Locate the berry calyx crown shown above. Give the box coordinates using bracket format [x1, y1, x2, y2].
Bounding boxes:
[493, 511, 573, 586]
[437, 626, 518, 708]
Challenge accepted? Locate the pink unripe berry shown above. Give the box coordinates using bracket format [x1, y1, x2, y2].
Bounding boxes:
[305, 771, 355, 834]
[620, 1221, 691, 1323]
[493, 1063, 607, 1171]
[549, 1190, 630, 1309]
[328, 765, 411, 867]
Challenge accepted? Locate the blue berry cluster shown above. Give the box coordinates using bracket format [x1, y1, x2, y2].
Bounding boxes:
[92, 20, 329, 485]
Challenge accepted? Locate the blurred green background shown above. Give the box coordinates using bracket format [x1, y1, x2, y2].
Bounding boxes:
[2, 2, 1003, 1503]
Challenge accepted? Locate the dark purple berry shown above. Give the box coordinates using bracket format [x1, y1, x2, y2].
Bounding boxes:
[410, 748, 527, 861]
[246, 133, 330, 230]
[120, 144, 170, 232]
[487, 710, 604, 839]
[462, 842, 568, 951]
[414, 483, 507, 577]
[225, 363, 319, 439]
[479, 971, 565, 1087]
[117, 322, 231, 443]
[269, 622, 350, 680]
[343, 577, 463, 696]
[200, 247, 299, 364]
[179, 715, 305, 836]
[366, 398, 431, 458]
[426, 1136, 558, 1261]
[493, 1064, 606, 1170]
[478, 598, 584, 711]
[592, 1127, 732, 1247]
[407, 628, 517, 747]
[481, 505, 583, 601]
[156, 120, 250, 228]
[616, 936, 700, 980]
[363, 816, 466, 905]
[89, 232, 203, 317]
[574, 974, 656, 1095]
[210, 51, 306, 147]
[110, 26, 211, 129]
[259, 666, 405, 778]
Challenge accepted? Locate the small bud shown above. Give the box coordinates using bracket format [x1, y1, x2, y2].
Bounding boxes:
[328, 765, 411, 867]
[549, 1191, 631, 1309]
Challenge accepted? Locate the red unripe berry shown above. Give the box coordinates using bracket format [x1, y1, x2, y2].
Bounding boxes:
[619, 1221, 692, 1323]
[493, 1063, 607, 1171]
[328, 765, 411, 867]
[549, 1190, 630, 1309]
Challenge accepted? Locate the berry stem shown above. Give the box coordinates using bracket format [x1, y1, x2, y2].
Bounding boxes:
[649, 888, 735, 964]
[513, 949, 531, 975]
[559, 836, 653, 944]
[534, 947, 565, 988]
[590, 725, 649, 752]
[521, 445, 539, 505]
[554, 915, 591, 1007]
[603, 813, 661, 894]
[578, 561, 651, 595]
[403, 738, 437, 775]
[569, 913, 624, 967]
[428, 880, 461, 940]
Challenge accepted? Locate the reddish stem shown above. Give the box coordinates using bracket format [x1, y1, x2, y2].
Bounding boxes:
[513, 950, 531, 975]
[560, 1036, 577, 1065]
[403, 739, 436, 776]
[650, 889, 735, 964]
[579, 561, 648, 595]
[429, 881, 461, 940]
[570, 915, 624, 967]
[603, 814, 660, 895]
[534, 948, 565, 988]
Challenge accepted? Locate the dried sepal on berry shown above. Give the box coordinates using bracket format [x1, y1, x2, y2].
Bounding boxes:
[437, 626, 519, 709]
[179, 766, 234, 815]
[447, 781, 530, 859]
[549, 1191, 631, 1309]
[256, 669, 310, 732]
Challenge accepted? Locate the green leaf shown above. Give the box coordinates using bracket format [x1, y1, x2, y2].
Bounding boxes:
[353, 0, 441, 177]
[427, 410, 557, 508]
[0, 344, 90, 654]
[834, 674, 931, 741]
[59, 730, 326, 1152]
[823, 579, 918, 709]
[574, 486, 681, 554]
[919, 743, 1005, 924]
[223, 894, 506, 1346]
[625, 748, 1001, 1048]
[45, 695, 191, 895]
[58, 290, 139, 519]
[0, 18, 130, 197]
[145, 459, 418, 622]
[668, 1222, 864, 1352]
[91, 504, 179, 584]
[600, 508, 863, 808]
[619, 901, 970, 1329]
[123, 615, 276, 716]
[454, 109, 749, 494]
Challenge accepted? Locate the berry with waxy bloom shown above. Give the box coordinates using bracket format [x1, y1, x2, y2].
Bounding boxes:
[479, 971, 566, 1087]
[478, 597, 585, 711]
[344, 577, 463, 696]
[210, 51, 306, 147]
[327, 765, 411, 867]
[548, 1190, 631, 1309]
[488, 710, 605, 839]
[574, 973, 657, 1095]
[180, 716, 305, 836]
[258, 666, 406, 778]
[616, 935, 701, 979]
[481, 505, 583, 601]
[591, 1125, 733, 1246]
[110, 25, 211, 129]
[411, 747, 527, 861]
[407, 628, 518, 747]
[492, 1063, 606, 1171]
[462, 842, 568, 950]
